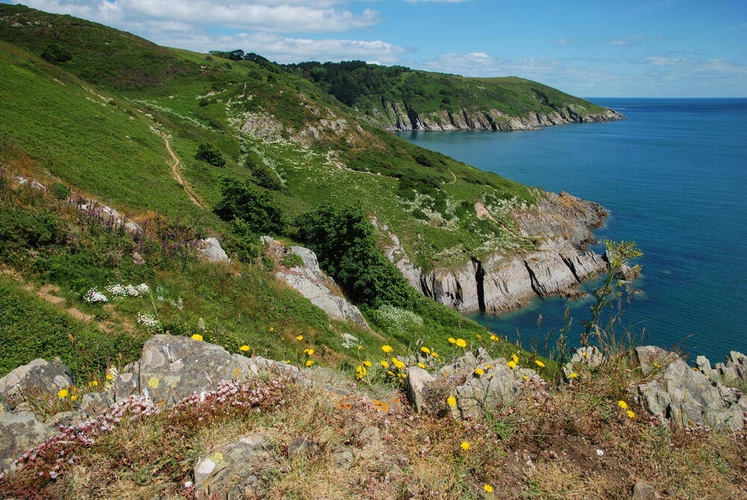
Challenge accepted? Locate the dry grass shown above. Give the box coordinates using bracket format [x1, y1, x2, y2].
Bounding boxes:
[2, 351, 746, 499]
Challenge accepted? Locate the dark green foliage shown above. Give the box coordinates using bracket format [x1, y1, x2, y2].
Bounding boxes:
[51, 182, 69, 201]
[0, 207, 65, 255]
[40, 42, 71, 64]
[245, 155, 283, 191]
[295, 205, 416, 309]
[222, 218, 260, 263]
[213, 177, 286, 235]
[195, 143, 226, 167]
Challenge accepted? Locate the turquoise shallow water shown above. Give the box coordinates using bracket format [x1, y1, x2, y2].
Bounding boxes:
[398, 98, 747, 362]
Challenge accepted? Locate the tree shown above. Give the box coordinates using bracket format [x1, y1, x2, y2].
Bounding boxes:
[213, 177, 286, 235]
[295, 205, 416, 309]
[195, 143, 226, 167]
[41, 43, 72, 65]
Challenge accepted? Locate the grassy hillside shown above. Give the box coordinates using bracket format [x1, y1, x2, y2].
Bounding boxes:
[0, 4, 608, 378]
[283, 60, 609, 122]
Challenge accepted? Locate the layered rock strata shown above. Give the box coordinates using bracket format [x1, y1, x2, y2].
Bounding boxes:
[394, 191, 610, 314]
[372, 100, 624, 132]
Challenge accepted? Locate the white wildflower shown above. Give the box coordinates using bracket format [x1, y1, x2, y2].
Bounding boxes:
[83, 287, 108, 304]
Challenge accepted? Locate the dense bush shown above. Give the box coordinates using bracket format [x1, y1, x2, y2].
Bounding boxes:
[195, 143, 226, 167]
[295, 205, 416, 309]
[213, 177, 286, 235]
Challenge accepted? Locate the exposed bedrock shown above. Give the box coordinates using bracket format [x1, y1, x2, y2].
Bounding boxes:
[375, 100, 624, 132]
[394, 192, 610, 314]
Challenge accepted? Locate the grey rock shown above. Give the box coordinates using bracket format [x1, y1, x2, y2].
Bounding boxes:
[637, 357, 744, 431]
[139, 335, 301, 408]
[0, 358, 73, 410]
[632, 481, 660, 499]
[265, 237, 368, 328]
[635, 346, 678, 376]
[331, 449, 355, 469]
[194, 433, 274, 500]
[405, 366, 435, 413]
[195, 237, 230, 263]
[0, 412, 58, 473]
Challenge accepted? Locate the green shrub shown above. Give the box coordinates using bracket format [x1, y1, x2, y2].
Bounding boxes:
[213, 177, 286, 235]
[195, 142, 226, 167]
[295, 204, 416, 309]
[372, 304, 423, 338]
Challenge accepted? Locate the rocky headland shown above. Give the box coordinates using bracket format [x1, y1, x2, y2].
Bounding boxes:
[372, 100, 625, 132]
[392, 191, 610, 314]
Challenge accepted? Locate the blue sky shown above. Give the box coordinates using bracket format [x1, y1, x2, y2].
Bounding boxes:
[5, 0, 746, 97]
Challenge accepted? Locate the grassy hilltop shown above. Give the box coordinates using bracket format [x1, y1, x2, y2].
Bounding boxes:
[2, 5, 744, 499]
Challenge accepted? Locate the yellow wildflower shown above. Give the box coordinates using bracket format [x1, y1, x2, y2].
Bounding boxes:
[420, 346, 431, 355]
[269, 326, 274, 332]
[476, 333, 482, 340]
[447, 396, 457, 407]
[507, 360, 517, 369]
[617, 400, 628, 410]
[432, 352, 439, 358]
[568, 372, 578, 379]
[417, 362, 426, 369]
[448, 337, 456, 344]
[512, 353, 519, 364]
[363, 360, 373, 367]
[380, 360, 390, 369]
[455, 338, 467, 348]
[460, 441, 470, 451]
[357, 345, 364, 351]
[305, 360, 314, 367]
[474, 368, 485, 376]
[381, 345, 393, 354]
[522, 375, 530, 382]
[387, 370, 395, 376]
[484, 484, 494, 493]
[392, 358, 406, 370]
[627, 410, 636, 419]
[70, 395, 78, 402]
[57, 388, 69, 399]
[534, 360, 545, 368]
[355, 365, 367, 379]
[191, 334, 203, 342]
[295, 335, 304, 341]
[88, 380, 99, 388]
[304, 348, 315, 356]
[239, 345, 250, 352]
[398, 372, 407, 379]
[490, 334, 498, 341]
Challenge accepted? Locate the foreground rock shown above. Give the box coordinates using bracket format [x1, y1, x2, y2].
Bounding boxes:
[635, 347, 746, 431]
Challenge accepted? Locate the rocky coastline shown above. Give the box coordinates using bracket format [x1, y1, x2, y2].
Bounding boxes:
[392, 191, 611, 314]
[371, 100, 625, 132]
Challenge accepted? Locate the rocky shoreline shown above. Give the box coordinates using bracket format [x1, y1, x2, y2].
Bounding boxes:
[393, 191, 611, 314]
[372, 100, 625, 132]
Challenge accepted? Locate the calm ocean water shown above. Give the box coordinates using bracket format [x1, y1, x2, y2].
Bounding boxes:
[398, 98, 747, 362]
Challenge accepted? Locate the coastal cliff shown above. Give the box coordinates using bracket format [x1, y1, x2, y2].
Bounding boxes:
[390, 191, 609, 313]
[372, 99, 624, 132]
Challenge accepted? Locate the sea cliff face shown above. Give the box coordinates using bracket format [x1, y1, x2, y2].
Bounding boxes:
[370, 100, 624, 132]
[390, 191, 609, 314]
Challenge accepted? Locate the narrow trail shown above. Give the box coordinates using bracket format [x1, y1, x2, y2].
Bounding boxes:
[161, 131, 203, 209]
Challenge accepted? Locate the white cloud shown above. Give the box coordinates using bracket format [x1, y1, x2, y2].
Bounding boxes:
[609, 34, 645, 47]
[22, 0, 379, 33]
[420, 51, 747, 97]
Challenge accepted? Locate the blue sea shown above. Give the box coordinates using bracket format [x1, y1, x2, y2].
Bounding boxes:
[398, 98, 747, 363]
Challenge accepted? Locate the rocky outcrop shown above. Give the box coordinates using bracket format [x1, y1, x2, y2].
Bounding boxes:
[635, 347, 746, 431]
[372, 99, 624, 132]
[264, 237, 369, 328]
[395, 191, 610, 314]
